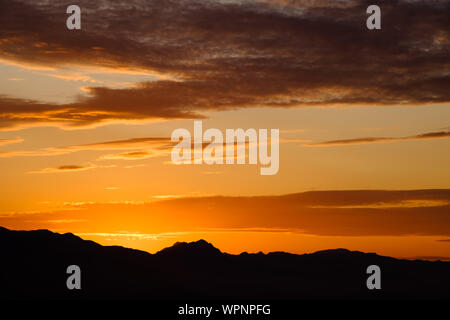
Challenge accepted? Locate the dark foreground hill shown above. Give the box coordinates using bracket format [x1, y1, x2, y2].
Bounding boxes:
[0, 226, 449, 299]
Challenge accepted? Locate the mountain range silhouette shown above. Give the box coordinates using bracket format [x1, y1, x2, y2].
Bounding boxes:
[1, 226, 449, 299]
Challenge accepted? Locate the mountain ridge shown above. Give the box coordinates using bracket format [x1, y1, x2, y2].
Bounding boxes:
[1, 226, 449, 299]
[0, 226, 425, 260]
[0, 226, 390, 258]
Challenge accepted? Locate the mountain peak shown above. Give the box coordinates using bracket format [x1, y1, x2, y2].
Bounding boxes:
[156, 239, 222, 257]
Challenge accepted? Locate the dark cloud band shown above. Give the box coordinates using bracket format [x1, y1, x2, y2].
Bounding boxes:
[0, 0, 449, 128]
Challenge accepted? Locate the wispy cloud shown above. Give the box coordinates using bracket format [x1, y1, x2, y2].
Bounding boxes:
[29, 163, 116, 174]
[0, 137, 23, 146]
[0, 134, 296, 160]
[0, 136, 172, 158]
[308, 130, 450, 146]
[67, 137, 172, 150]
[105, 186, 120, 190]
[100, 151, 155, 160]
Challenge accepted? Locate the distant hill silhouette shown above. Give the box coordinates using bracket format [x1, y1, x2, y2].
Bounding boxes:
[1, 226, 449, 299]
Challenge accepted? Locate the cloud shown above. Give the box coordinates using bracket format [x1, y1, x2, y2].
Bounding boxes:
[67, 137, 172, 150]
[0, 93, 203, 130]
[124, 164, 146, 169]
[105, 186, 120, 190]
[42, 72, 98, 83]
[0, 136, 172, 158]
[0, 134, 288, 159]
[30, 164, 93, 173]
[76, 231, 187, 241]
[100, 150, 154, 160]
[29, 163, 115, 173]
[0, 137, 23, 146]
[308, 130, 450, 146]
[0, 0, 449, 129]
[2, 189, 450, 237]
[46, 219, 88, 224]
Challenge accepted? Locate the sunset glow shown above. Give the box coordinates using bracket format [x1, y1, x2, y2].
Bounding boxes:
[1, 0, 449, 262]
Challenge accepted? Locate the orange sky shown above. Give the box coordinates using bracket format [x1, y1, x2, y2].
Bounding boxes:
[0, 0, 449, 260]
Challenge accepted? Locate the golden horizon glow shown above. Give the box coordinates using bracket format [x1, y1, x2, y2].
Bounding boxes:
[1, 0, 449, 262]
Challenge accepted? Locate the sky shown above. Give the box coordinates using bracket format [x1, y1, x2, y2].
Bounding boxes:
[0, 0, 449, 260]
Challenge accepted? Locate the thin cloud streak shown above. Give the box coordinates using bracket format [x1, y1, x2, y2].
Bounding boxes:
[308, 130, 450, 146]
[0, 137, 23, 146]
[28, 163, 116, 174]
